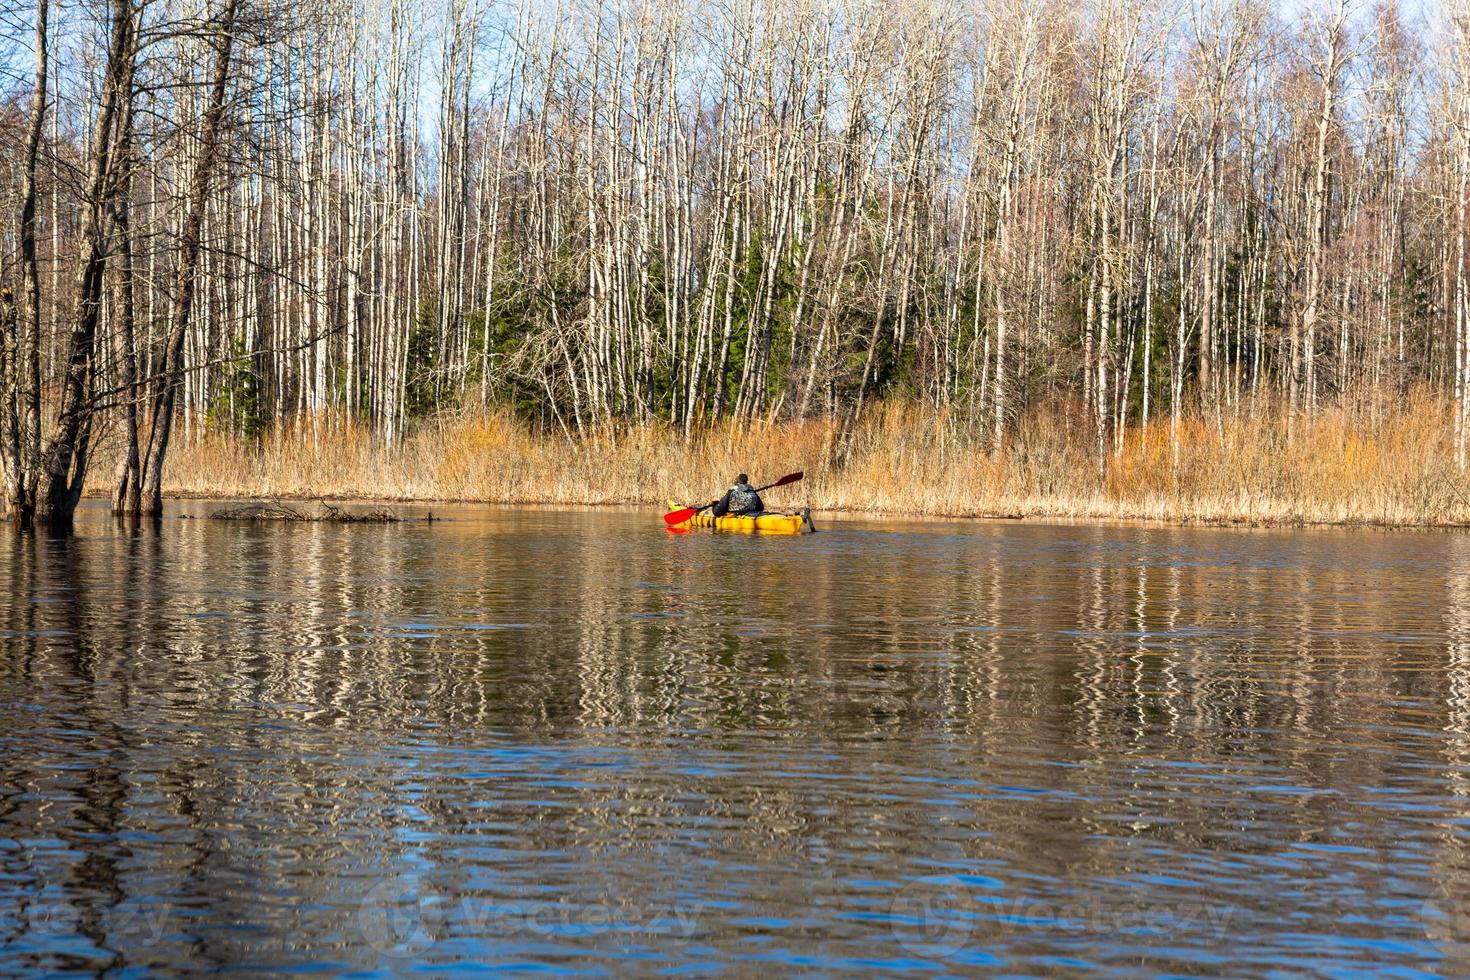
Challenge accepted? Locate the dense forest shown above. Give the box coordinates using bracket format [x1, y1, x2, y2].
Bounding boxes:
[0, 0, 1468, 524]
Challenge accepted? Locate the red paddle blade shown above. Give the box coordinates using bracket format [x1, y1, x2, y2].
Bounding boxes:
[663, 506, 698, 525]
[769, 470, 803, 488]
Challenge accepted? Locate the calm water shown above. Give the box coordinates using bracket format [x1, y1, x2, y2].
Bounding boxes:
[4, 502, 1470, 975]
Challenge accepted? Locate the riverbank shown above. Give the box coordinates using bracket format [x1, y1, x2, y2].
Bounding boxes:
[146, 396, 1470, 528]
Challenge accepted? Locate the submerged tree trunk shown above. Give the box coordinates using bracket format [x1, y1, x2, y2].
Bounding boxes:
[35, 0, 135, 528]
[110, 178, 141, 516]
[4, 0, 49, 525]
[138, 0, 239, 517]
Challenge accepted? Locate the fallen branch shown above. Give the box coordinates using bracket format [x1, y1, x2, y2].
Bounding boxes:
[207, 499, 406, 522]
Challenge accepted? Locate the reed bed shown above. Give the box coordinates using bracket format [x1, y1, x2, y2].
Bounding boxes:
[146, 394, 1470, 527]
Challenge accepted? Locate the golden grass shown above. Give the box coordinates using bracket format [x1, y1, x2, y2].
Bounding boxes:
[142, 391, 1470, 526]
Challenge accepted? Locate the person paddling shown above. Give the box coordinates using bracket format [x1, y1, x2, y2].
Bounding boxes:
[710, 473, 764, 517]
[663, 471, 804, 527]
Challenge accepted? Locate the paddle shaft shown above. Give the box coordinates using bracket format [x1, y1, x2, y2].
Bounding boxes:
[753, 472, 801, 495]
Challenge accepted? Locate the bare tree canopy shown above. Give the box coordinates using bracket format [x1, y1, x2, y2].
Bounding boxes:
[0, 0, 1467, 524]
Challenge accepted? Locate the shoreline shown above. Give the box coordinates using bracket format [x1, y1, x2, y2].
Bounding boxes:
[104, 487, 1470, 533]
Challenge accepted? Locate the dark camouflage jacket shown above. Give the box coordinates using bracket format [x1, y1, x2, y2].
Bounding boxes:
[713, 483, 764, 517]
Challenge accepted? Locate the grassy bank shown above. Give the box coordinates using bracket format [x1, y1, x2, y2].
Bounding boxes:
[150, 395, 1470, 527]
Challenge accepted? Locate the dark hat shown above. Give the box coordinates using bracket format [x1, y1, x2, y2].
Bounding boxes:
[736, 473, 748, 484]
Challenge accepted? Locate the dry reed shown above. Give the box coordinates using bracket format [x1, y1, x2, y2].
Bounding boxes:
[138, 392, 1470, 527]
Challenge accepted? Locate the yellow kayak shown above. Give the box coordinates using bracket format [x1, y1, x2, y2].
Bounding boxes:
[666, 500, 815, 534]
